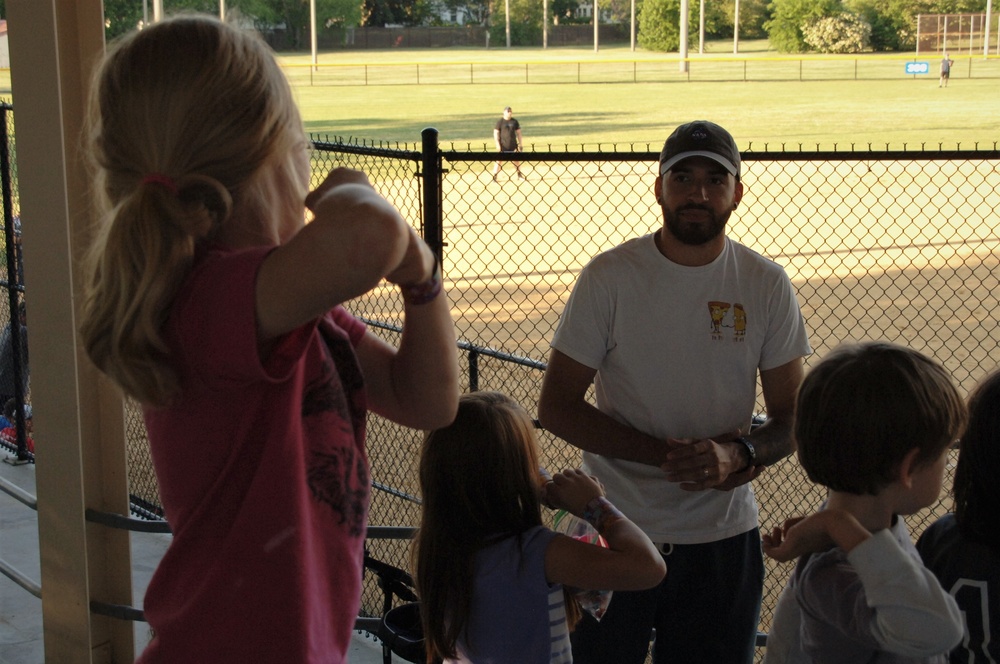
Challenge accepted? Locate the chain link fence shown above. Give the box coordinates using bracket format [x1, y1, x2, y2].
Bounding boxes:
[4, 110, 995, 656]
[0, 102, 32, 464]
[294, 135, 999, 655]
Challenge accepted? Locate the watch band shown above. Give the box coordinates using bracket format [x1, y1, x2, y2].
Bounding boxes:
[735, 435, 756, 472]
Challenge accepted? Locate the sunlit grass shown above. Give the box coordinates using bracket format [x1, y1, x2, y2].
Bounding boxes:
[280, 41, 1000, 148]
[291, 71, 1000, 150]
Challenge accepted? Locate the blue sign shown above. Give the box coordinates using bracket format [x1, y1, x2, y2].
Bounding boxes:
[906, 61, 930, 75]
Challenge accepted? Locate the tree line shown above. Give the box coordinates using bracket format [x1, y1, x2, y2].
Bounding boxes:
[94, 0, 992, 54]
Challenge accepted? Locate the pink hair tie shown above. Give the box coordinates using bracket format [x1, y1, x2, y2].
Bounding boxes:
[141, 173, 179, 196]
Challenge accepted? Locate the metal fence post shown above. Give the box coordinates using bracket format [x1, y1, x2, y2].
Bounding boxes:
[420, 127, 445, 264]
[468, 349, 479, 392]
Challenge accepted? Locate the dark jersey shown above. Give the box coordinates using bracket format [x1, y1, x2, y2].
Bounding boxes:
[495, 117, 520, 151]
[918, 513, 1000, 664]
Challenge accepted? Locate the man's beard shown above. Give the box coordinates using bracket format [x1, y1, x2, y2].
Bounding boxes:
[663, 204, 730, 246]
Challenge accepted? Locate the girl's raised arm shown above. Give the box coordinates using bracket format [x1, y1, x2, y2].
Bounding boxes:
[257, 167, 458, 430]
[256, 168, 421, 339]
[544, 469, 666, 591]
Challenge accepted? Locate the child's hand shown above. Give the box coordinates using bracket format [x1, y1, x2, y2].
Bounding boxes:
[762, 515, 830, 562]
[304, 167, 373, 212]
[304, 167, 433, 287]
[544, 468, 604, 516]
[384, 226, 435, 287]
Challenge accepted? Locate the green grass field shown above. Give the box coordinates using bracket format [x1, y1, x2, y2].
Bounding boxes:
[277, 43, 1000, 149]
[1, 42, 996, 149]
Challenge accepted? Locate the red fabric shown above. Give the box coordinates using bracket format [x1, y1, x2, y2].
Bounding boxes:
[0, 427, 33, 453]
[139, 245, 370, 663]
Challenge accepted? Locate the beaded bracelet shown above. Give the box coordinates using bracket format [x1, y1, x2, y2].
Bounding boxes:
[399, 255, 442, 305]
[582, 496, 624, 533]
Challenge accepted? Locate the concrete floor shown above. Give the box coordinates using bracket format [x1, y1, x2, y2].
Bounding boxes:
[0, 454, 389, 664]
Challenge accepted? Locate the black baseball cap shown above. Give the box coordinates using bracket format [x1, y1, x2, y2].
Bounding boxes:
[659, 121, 740, 180]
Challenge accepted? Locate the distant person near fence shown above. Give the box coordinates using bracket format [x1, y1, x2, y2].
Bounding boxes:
[492, 106, 525, 182]
[940, 55, 954, 87]
[538, 120, 811, 664]
[77, 15, 458, 664]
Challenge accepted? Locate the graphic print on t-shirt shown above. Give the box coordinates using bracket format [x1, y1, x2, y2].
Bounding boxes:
[707, 301, 746, 342]
[301, 321, 370, 537]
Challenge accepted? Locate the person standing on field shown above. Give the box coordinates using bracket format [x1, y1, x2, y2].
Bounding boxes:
[492, 106, 525, 182]
[939, 54, 954, 87]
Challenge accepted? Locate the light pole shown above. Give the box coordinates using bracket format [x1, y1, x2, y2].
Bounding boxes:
[544, 0, 549, 48]
[699, 0, 705, 53]
[631, 0, 636, 51]
[310, 0, 318, 70]
[985, 0, 993, 58]
[594, 0, 599, 52]
[679, 0, 689, 72]
[506, 0, 511, 47]
[733, 0, 740, 53]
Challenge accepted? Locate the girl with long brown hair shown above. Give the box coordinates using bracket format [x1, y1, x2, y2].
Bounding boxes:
[415, 391, 665, 663]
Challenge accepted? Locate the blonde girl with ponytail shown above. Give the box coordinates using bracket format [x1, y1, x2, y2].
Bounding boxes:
[80, 15, 458, 663]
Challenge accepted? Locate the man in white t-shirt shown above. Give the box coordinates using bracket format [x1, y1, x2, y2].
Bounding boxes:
[538, 120, 811, 664]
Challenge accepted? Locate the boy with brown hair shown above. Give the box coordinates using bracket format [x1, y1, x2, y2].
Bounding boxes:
[763, 341, 965, 663]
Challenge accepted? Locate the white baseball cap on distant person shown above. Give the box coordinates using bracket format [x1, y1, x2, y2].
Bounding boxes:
[659, 120, 741, 180]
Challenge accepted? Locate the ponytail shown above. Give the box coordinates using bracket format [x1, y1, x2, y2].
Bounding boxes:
[80, 174, 232, 405]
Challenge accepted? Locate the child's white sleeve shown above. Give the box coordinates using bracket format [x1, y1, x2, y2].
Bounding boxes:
[848, 528, 964, 657]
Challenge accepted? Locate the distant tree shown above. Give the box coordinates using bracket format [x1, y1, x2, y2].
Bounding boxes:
[638, 0, 696, 51]
[229, 0, 363, 46]
[170, 0, 221, 11]
[105, 1, 224, 42]
[100, 0, 366, 48]
[489, 0, 543, 44]
[714, 0, 770, 39]
[324, 0, 365, 27]
[434, 0, 492, 24]
[844, 0, 986, 51]
[362, 0, 433, 25]
[552, 0, 584, 24]
[802, 11, 871, 51]
[602, 0, 634, 23]
[764, 0, 841, 52]
[844, 0, 913, 49]
[104, 0, 144, 39]
[246, 0, 309, 44]
[699, 0, 734, 38]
